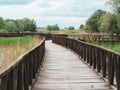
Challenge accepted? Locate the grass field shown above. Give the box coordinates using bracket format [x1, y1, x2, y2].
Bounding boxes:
[92, 41, 120, 53]
[40, 29, 87, 34]
[0, 36, 40, 67]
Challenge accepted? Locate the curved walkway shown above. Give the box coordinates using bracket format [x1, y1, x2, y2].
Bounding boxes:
[32, 41, 112, 90]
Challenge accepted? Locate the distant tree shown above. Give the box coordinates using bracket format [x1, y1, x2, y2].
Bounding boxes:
[107, 0, 120, 13]
[106, 0, 120, 34]
[0, 17, 37, 32]
[99, 12, 114, 33]
[46, 25, 51, 31]
[54, 24, 60, 30]
[0, 17, 4, 29]
[46, 24, 60, 31]
[15, 20, 24, 32]
[30, 19, 37, 31]
[22, 18, 36, 32]
[64, 27, 67, 30]
[4, 20, 17, 32]
[68, 26, 75, 30]
[115, 14, 120, 34]
[85, 9, 106, 32]
[99, 12, 120, 35]
[79, 24, 84, 29]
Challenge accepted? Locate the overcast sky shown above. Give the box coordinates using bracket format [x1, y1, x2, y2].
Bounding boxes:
[0, 0, 109, 29]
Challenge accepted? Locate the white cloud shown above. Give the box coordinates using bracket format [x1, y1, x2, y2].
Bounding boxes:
[0, 0, 109, 29]
[0, 0, 34, 5]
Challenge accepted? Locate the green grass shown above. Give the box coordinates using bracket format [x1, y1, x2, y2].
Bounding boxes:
[92, 41, 120, 53]
[40, 29, 87, 34]
[0, 36, 34, 45]
[0, 36, 40, 67]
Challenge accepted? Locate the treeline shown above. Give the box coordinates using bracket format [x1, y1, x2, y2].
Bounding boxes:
[46, 24, 60, 31]
[84, 0, 120, 35]
[0, 17, 36, 33]
[46, 24, 75, 31]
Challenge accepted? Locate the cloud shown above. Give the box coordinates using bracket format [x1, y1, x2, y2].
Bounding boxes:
[0, 0, 34, 5]
[36, 16, 88, 29]
[0, 0, 109, 29]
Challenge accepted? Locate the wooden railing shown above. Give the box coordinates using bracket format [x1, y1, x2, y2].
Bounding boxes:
[1, 32, 119, 42]
[0, 37, 45, 90]
[52, 35, 120, 90]
[0, 32, 52, 40]
[69, 34, 120, 42]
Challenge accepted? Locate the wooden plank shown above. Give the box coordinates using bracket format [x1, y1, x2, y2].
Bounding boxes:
[32, 41, 112, 90]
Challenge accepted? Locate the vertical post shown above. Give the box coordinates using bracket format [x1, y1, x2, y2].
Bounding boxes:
[108, 52, 114, 85]
[0, 75, 8, 90]
[116, 56, 120, 90]
[101, 50, 106, 78]
[24, 57, 29, 90]
[93, 47, 96, 69]
[97, 48, 101, 72]
[17, 62, 24, 90]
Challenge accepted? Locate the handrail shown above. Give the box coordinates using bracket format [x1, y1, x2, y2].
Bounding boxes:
[0, 32, 119, 41]
[68, 34, 120, 42]
[0, 32, 52, 40]
[0, 37, 45, 90]
[52, 35, 120, 90]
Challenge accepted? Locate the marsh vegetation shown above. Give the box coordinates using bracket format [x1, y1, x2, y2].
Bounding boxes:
[0, 36, 40, 67]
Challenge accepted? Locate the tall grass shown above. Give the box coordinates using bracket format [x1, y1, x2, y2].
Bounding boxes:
[92, 41, 120, 53]
[0, 36, 41, 67]
[40, 29, 87, 34]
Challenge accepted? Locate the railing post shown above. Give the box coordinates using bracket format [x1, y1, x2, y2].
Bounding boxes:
[17, 62, 24, 90]
[7, 70, 14, 90]
[93, 47, 96, 69]
[97, 48, 101, 72]
[0, 75, 8, 90]
[101, 50, 106, 78]
[29, 53, 33, 85]
[108, 52, 114, 85]
[24, 57, 29, 90]
[86, 45, 89, 63]
[89, 46, 92, 66]
[116, 56, 120, 90]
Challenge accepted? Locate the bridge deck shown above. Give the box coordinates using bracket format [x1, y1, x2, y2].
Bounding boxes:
[32, 41, 112, 90]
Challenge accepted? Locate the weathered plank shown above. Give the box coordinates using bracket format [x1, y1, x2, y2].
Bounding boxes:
[32, 41, 112, 90]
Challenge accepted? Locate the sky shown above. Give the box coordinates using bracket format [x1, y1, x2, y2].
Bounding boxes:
[0, 0, 109, 29]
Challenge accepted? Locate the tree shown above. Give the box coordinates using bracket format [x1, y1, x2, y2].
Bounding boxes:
[107, 0, 120, 13]
[15, 20, 24, 32]
[0, 17, 37, 32]
[46, 24, 60, 31]
[116, 14, 120, 34]
[0, 17, 4, 29]
[54, 24, 60, 30]
[99, 12, 114, 33]
[85, 9, 106, 32]
[22, 18, 36, 32]
[68, 26, 75, 30]
[107, 0, 120, 35]
[4, 20, 17, 32]
[79, 24, 84, 29]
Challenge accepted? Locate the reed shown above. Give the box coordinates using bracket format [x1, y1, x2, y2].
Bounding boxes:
[92, 41, 120, 53]
[0, 36, 41, 67]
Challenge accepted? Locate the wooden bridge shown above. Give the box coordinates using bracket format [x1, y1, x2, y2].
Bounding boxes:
[0, 35, 119, 90]
[32, 40, 112, 90]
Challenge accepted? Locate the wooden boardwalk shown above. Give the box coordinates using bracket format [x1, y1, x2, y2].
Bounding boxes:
[32, 41, 112, 90]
